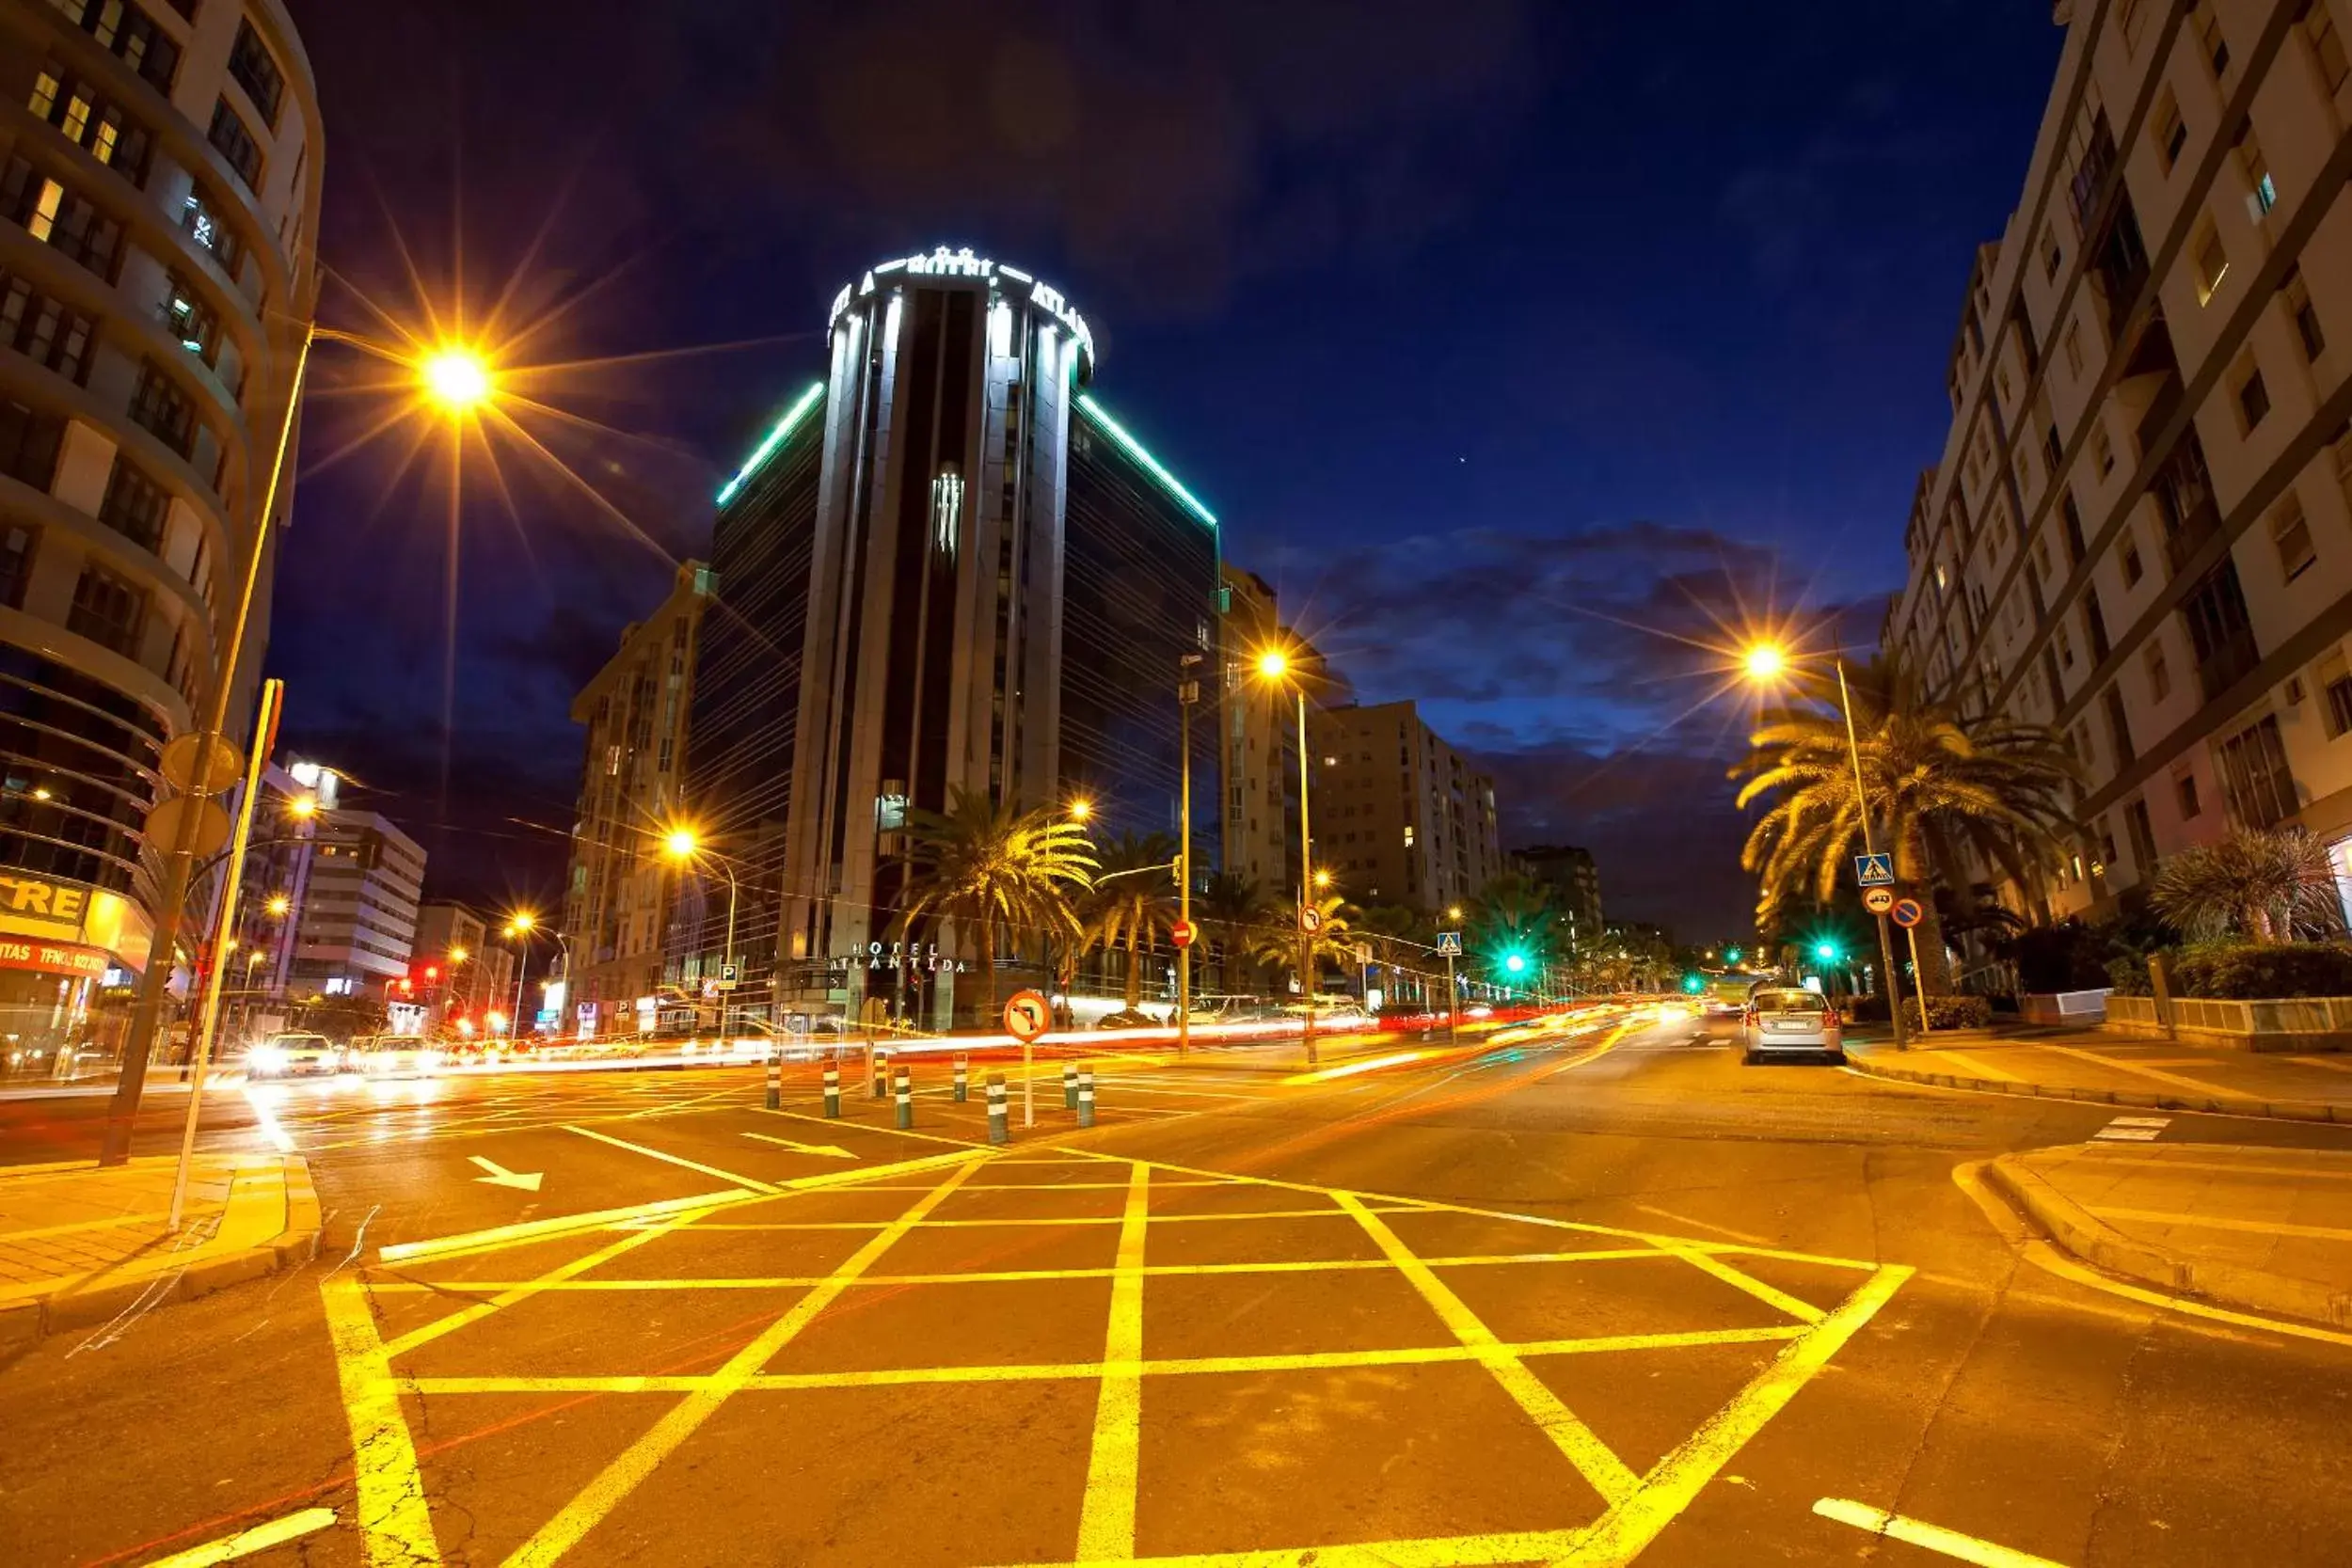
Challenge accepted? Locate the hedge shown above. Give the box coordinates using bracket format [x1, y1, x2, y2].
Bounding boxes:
[1843, 993, 1992, 1028]
[2163, 941, 2352, 1000]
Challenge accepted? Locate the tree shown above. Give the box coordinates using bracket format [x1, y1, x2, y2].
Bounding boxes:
[1085, 832, 1181, 1012]
[2151, 826, 2344, 942]
[1198, 872, 1274, 994]
[1248, 894, 1355, 998]
[1352, 904, 1432, 1007]
[1467, 873, 1562, 990]
[903, 786, 1098, 1021]
[1732, 654, 2078, 993]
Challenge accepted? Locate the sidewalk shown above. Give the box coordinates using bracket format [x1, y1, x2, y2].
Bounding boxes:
[0, 1151, 320, 1349]
[1988, 1142, 2352, 1329]
[1848, 1030, 2352, 1123]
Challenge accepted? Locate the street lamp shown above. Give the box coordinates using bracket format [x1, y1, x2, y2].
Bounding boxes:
[663, 825, 739, 1037]
[502, 911, 560, 1041]
[1742, 641, 1911, 1051]
[1177, 654, 1202, 1058]
[105, 326, 499, 1164]
[1253, 644, 1321, 1066]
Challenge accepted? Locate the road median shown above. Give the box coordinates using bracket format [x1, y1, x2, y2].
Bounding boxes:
[1985, 1143, 2352, 1331]
[1846, 1037, 2351, 1124]
[0, 1151, 321, 1350]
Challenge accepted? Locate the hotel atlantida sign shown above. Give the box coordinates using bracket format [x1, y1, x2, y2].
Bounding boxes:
[0, 873, 151, 974]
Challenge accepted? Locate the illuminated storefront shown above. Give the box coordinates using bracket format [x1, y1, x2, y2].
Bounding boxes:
[0, 872, 152, 1076]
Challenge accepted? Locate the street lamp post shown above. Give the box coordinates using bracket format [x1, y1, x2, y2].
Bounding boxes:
[1177, 654, 1202, 1059]
[103, 329, 495, 1164]
[1254, 648, 1321, 1067]
[664, 828, 739, 1039]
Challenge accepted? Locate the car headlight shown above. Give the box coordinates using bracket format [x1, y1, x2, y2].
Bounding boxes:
[248, 1047, 286, 1070]
[418, 1048, 442, 1069]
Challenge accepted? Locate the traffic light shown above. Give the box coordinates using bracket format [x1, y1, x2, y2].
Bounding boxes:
[1724, 946, 1742, 965]
[1681, 973, 1705, 994]
[1813, 941, 1839, 962]
[1502, 951, 1528, 975]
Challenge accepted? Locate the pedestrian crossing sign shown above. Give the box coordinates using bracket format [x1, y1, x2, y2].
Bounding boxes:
[1437, 930, 1464, 956]
[1852, 853, 1895, 888]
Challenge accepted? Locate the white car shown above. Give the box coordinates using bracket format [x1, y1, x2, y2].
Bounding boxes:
[1740, 988, 1845, 1064]
[348, 1037, 443, 1079]
[246, 1032, 342, 1079]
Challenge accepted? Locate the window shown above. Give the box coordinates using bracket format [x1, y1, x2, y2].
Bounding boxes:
[2125, 797, 2159, 876]
[1, 157, 123, 277]
[2238, 123, 2275, 215]
[0, 398, 64, 490]
[49, 0, 180, 94]
[2044, 423, 2064, 469]
[207, 100, 263, 192]
[2153, 92, 2186, 171]
[227, 21, 286, 129]
[2175, 768, 2201, 820]
[2215, 715, 2296, 829]
[129, 360, 196, 458]
[2119, 0, 2147, 50]
[2043, 227, 2062, 279]
[0, 524, 30, 610]
[2181, 557, 2260, 700]
[2236, 363, 2270, 431]
[163, 274, 221, 367]
[2122, 527, 2144, 587]
[25, 65, 153, 185]
[98, 456, 168, 552]
[2309, 3, 2349, 94]
[2092, 421, 2115, 476]
[0, 274, 95, 383]
[67, 562, 146, 658]
[2323, 655, 2352, 738]
[2064, 321, 2084, 377]
[2104, 685, 2135, 764]
[2284, 268, 2326, 360]
[179, 187, 244, 276]
[2273, 494, 2316, 581]
[2193, 225, 2229, 304]
[2197, 3, 2230, 74]
[2144, 637, 2170, 702]
[2058, 622, 2076, 668]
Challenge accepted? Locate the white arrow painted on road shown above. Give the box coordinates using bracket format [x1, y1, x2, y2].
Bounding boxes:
[743, 1132, 858, 1160]
[469, 1155, 545, 1192]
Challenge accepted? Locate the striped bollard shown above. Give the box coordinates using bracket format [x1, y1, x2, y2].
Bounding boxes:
[1063, 1062, 1079, 1110]
[895, 1069, 913, 1130]
[822, 1063, 840, 1118]
[1077, 1064, 1096, 1128]
[987, 1073, 1009, 1144]
[952, 1055, 969, 1102]
[873, 1051, 889, 1100]
[765, 1044, 781, 1110]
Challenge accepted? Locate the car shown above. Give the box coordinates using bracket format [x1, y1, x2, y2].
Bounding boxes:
[1740, 988, 1844, 1063]
[348, 1037, 443, 1079]
[246, 1031, 342, 1079]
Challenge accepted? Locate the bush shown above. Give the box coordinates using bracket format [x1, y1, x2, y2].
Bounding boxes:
[2106, 955, 2152, 996]
[2012, 920, 2113, 992]
[2163, 941, 2352, 999]
[1902, 993, 1992, 1030]
[1845, 994, 1888, 1022]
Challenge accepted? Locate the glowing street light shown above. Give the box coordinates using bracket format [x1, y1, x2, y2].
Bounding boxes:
[663, 827, 700, 861]
[286, 794, 319, 820]
[1312, 868, 1333, 890]
[420, 344, 494, 412]
[1253, 644, 1321, 1066]
[264, 894, 292, 917]
[1067, 799, 1093, 824]
[661, 824, 739, 1036]
[1742, 642, 1787, 682]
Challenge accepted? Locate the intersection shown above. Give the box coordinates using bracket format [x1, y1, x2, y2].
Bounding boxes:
[4, 1012, 2350, 1566]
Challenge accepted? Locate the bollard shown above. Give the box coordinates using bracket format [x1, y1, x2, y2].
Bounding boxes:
[895, 1068, 913, 1130]
[1077, 1063, 1096, 1128]
[1063, 1062, 1079, 1110]
[822, 1062, 840, 1118]
[765, 1044, 782, 1111]
[873, 1049, 889, 1100]
[953, 1055, 969, 1102]
[987, 1072, 1009, 1145]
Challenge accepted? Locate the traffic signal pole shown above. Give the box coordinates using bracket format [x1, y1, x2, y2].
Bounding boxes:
[1837, 659, 1908, 1052]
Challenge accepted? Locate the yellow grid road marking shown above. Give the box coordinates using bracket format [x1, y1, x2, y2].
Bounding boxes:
[1661, 1246, 1825, 1324]
[562, 1124, 781, 1191]
[501, 1153, 988, 1567]
[988, 1526, 1592, 1567]
[321, 1278, 442, 1566]
[1075, 1161, 1152, 1560]
[666, 1206, 1393, 1231]
[1337, 1191, 1640, 1508]
[1813, 1497, 2069, 1567]
[399, 1326, 1810, 1395]
[377, 1189, 759, 1264]
[142, 1506, 339, 1566]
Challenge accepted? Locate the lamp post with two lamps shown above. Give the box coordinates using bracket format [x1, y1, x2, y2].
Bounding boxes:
[1740, 642, 1910, 1050]
[1252, 647, 1325, 1067]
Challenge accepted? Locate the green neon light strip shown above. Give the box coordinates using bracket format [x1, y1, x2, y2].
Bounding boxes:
[716, 382, 826, 505]
[1073, 392, 1217, 531]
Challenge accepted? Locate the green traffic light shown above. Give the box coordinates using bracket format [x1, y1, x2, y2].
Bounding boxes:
[1681, 974, 1704, 994]
[1724, 947, 1742, 964]
[1503, 952, 1528, 974]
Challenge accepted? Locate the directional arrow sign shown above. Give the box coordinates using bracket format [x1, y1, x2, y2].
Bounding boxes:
[743, 1132, 857, 1160]
[469, 1155, 544, 1192]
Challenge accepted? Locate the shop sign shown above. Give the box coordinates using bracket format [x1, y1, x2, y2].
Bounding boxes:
[0, 938, 112, 978]
[0, 874, 151, 972]
[827, 942, 970, 976]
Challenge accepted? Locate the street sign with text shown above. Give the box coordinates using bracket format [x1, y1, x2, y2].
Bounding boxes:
[1853, 853, 1895, 888]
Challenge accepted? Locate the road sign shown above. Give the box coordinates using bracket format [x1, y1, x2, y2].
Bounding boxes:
[1297, 904, 1323, 935]
[1853, 852, 1895, 888]
[1890, 896, 1926, 929]
[717, 961, 739, 992]
[1003, 989, 1050, 1042]
[1354, 942, 1374, 966]
[159, 732, 242, 795]
[1169, 918, 1196, 949]
[1436, 930, 1464, 957]
[144, 795, 232, 861]
[1863, 887, 1896, 915]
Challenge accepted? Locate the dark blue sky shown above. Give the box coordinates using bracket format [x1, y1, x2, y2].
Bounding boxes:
[274, 0, 2062, 938]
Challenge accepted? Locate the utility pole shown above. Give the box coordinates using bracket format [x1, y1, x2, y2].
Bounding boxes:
[1177, 655, 1201, 1058]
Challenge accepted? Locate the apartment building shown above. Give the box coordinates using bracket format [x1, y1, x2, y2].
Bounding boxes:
[1308, 699, 1503, 914]
[1217, 564, 1303, 896]
[1889, 0, 2352, 917]
[1516, 843, 1605, 953]
[412, 903, 516, 1027]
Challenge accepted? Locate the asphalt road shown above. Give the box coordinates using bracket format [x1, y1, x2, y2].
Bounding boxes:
[3, 1012, 2349, 1567]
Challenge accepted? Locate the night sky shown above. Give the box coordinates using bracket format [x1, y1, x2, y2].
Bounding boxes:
[271, 1, 2062, 941]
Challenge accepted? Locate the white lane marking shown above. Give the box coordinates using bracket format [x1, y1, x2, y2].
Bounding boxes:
[1814, 1497, 2070, 1567]
[140, 1507, 339, 1566]
[563, 1124, 780, 1191]
[469, 1155, 544, 1191]
[241, 1085, 297, 1151]
[743, 1132, 857, 1160]
[2092, 1115, 2169, 1142]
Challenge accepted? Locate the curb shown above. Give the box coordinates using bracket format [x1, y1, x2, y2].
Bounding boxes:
[1985, 1154, 2352, 1330]
[1844, 1052, 2348, 1124]
[0, 1155, 321, 1353]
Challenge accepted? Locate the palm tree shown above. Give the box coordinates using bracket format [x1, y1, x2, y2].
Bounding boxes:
[1733, 654, 2078, 992]
[2152, 826, 2344, 942]
[1085, 832, 1181, 1013]
[902, 786, 1098, 1022]
[1352, 903, 1430, 1007]
[1467, 872, 1562, 990]
[1248, 893, 1355, 1000]
[1198, 872, 1273, 994]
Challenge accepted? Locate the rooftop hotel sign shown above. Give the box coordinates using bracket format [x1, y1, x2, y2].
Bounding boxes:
[829, 246, 1096, 370]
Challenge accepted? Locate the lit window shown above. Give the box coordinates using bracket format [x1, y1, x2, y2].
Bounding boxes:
[27, 71, 58, 119]
[2193, 226, 2229, 304]
[27, 178, 61, 243]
